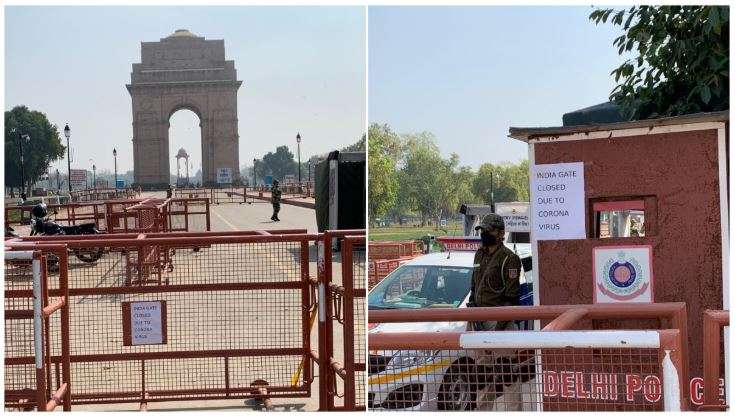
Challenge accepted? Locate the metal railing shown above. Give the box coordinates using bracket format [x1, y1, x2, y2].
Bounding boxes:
[700, 309, 729, 411]
[5, 246, 72, 411]
[5, 228, 366, 411]
[315, 230, 367, 411]
[368, 303, 690, 411]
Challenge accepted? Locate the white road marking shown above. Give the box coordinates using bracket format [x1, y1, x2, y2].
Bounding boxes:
[212, 208, 238, 231]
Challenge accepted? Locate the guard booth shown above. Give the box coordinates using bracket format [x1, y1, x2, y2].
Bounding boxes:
[315, 151, 366, 234]
[509, 110, 729, 408]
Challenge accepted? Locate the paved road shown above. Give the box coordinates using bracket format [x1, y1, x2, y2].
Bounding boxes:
[209, 200, 318, 233]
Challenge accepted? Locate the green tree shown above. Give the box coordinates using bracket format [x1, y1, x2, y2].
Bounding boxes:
[5, 106, 66, 196]
[454, 164, 479, 207]
[260, 145, 297, 181]
[342, 134, 366, 152]
[368, 124, 400, 225]
[435, 153, 479, 227]
[398, 132, 449, 226]
[473, 160, 529, 205]
[590, 6, 729, 119]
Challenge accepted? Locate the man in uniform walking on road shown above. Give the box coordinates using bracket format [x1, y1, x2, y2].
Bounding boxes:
[270, 180, 282, 221]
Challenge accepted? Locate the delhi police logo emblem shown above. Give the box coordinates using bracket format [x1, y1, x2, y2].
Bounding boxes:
[599, 251, 648, 301]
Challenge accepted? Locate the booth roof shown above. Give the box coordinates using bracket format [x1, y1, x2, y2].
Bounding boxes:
[508, 110, 729, 142]
[458, 204, 494, 216]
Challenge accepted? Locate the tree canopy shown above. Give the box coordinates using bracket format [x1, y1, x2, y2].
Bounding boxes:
[368, 124, 400, 224]
[369, 124, 529, 227]
[5, 105, 66, 194]
[590, 6, 729, 119]
[256, 145, 297, 181]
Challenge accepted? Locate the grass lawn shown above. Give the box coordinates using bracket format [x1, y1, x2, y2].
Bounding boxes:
[369, 222, 465, 241]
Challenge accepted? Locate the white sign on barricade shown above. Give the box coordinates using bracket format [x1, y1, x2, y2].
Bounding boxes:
[123, 301, 167, 346]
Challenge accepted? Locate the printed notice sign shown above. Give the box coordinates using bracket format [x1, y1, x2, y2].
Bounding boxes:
[122, 301, 167, 346]
[217, 168, 232, 184]
[530, 162, 585, 240]
[593, 246, 654, 303]
[495, 202, 530, 233]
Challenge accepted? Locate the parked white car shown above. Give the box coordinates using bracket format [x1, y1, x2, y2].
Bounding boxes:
[368, 238, 534, 410]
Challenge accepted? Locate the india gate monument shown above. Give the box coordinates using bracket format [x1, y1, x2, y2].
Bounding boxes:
[127, 29, 242, 188]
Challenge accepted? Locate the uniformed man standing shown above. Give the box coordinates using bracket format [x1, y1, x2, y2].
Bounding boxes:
[467, 213, 524, 411]
[469, 213, 522, 330]
[270, 180, 282, 221]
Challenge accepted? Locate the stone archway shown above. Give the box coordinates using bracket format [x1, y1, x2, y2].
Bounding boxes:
[127, 29, 242, 188]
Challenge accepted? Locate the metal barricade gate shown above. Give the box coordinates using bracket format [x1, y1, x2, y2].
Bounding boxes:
[5, 229, 366, 411]
[368, 303, 690, 411]
[6, 231, 315, 408]
[700, 309, 729, 411]
[369, 329, 684, 411]
[316, 230, 367, 411]
[5, 246, 72, 411]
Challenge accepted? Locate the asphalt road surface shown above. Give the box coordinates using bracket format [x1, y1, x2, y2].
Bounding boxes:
[208, 199, 318, 233]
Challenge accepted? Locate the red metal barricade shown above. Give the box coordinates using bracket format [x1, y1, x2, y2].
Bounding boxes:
[368, 303, 690, 411]
[5, 245, 72, 411]
[5, 230, 314, 407]
[5, 228, 365, 411]
[316, 230, 367, 411]
[700, 309, 729, 411]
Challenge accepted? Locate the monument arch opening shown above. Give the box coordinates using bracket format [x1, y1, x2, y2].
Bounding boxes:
[168, 108, 201, 186]
[127, 29, 242, 189]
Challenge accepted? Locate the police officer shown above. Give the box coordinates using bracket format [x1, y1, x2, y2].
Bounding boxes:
[270, 180, 282, 221]
[464, 213, 525, 411]
[469, 213, 522, 331]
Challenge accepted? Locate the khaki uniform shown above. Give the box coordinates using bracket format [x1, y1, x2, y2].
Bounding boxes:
[271, 186, 282, 220]
[470, 244, 524, 411]
[470, 244, 522, 330]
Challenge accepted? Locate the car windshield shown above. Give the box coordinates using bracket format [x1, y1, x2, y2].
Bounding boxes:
[368, 265, 473, 310]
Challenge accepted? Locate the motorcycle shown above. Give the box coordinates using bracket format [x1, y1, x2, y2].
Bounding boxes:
[30, 204, 105, 264]
[5, 225, 20, 238]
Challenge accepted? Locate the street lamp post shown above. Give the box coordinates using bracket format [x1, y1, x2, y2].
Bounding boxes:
[252, 158, 257, 187]
[56, 169, 60, 191]
[490, 171, 495, 212]
[92, 164, 97, 190]
[64, 124, 71, 193]
[113, 148, 118, 189]
[15, 131, 30, 201]
[296, 133, 302, 184]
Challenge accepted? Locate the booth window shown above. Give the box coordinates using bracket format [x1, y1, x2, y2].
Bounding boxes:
[592, 200, 646, 238]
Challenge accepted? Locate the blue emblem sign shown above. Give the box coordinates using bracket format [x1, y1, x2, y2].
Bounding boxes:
[594, 247, 653, 303]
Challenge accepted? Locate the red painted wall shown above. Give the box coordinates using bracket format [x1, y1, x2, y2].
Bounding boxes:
[533, 128, 725, 383]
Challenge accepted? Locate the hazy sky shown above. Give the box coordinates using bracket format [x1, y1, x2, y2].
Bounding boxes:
[5, 6, 366, 175]
[368, 6, 624, 169]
